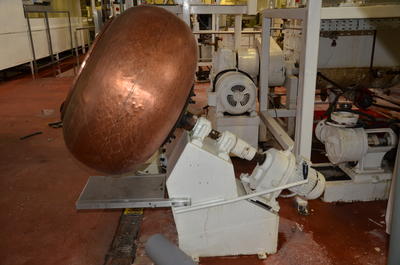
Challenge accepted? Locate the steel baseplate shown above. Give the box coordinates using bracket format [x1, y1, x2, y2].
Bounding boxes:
[76, 174, 190, 210]
[314, 163, 391, 203]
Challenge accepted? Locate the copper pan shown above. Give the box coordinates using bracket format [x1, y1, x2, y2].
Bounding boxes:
[62, 6, 198, 174]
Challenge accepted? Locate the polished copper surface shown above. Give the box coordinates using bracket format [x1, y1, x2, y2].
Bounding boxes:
[62, 6, 198, 174]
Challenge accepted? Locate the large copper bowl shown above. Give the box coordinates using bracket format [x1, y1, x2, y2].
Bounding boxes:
[62, 6, 198, 174]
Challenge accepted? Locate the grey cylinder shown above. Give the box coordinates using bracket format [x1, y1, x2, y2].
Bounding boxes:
[145, 234, 196, 265]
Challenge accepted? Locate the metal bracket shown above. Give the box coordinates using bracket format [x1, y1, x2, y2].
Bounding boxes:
[174, 179, 307, 214]
[320, 18, 400, 32]
[260, 111, 294, 151]
[76, 174, 190, 210]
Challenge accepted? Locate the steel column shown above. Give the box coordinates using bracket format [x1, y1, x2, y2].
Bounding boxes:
[67, 11, 75, 59]
[259, 16, 271, 111]
[234, 15, 242, 51]
[293, 0, 322, 160]
[24, 10, 38, 79]
[182, 0, 190, 26]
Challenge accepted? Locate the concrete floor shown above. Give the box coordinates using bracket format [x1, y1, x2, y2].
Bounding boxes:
[0, 76, 389, 265]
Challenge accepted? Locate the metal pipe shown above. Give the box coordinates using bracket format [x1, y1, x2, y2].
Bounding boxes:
[145, 234, 196, 265]
[75, 26, 96, 55]
[192, 30, 261, 34]
[191, 27, 300, 35]
[67, 11, 75, 62]
[234, 14, 242, 51]
[44, 11, 58, 76]
[24, 10, 38, 79]
[74, 30, 80, 69]
[259, 16, 271, 111]
[388, 141, 400, 265]
[175, 179, 308, 214]
[369, 30, 377, 71]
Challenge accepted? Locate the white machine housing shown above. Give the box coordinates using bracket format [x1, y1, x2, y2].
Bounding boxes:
[166, 132, 279, 259]
[315, 111, 397, 202]
[166, 116, 325, 259]
[241, 148, 325, 212]
[210, 37, 285, 88]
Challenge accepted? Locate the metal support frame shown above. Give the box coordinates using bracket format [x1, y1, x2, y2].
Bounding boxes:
[25, 11, 38, 79]
[259, 16, 270, 111]
[266, 109, 296, 118]
[320, 18, 400, 32]
[158, 5, 183, 15]
[285, 75, 299, 136]
[78, 197, 190, 210]
[24, 8, 74, 79]
[182, 0, 190, 25]
[43, 11, 58, 75]
[155, 2, 254, 68]
[234, 14, 242, 51]
[190, 5, 247, 15]
[91, 0, 101, 34]
[260, 1, 322, 161]
[192, 30, 261, 34]
[293, 1, 322, 160]
[74, 26, 95, 67]
[260, 111, 294, 151]
[76, 174, 191, 210]
[320, 4, 400, 20]
[156, 3, 251, 17]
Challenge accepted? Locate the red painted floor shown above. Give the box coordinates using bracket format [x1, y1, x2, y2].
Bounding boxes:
[134, 158, 389, 265]
[0, 77, 121, 265]
[0, 75, 389, 265]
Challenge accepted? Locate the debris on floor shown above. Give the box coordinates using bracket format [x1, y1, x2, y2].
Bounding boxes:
[19, 131, 42, 140]
[41, 108, 55, 117]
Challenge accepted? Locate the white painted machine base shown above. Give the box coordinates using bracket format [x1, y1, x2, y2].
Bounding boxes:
[208, 107, 260, 149]
[166, 132, 278, 259]
[173, 196, 278, 259]
[322, 179, 391, 203]
[315, 164, 392, 203]
[339, 163, 392, 183]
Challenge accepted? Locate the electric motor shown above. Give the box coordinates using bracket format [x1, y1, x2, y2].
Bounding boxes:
[242, 148, 326, 200]
[237, 47, 259, 81]
[215, 71, 257, 115]
[315, 112, 397, 167]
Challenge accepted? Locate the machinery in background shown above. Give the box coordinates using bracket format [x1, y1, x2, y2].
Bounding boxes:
[207, 37, 285, 148]
[315, 111, 397, 202]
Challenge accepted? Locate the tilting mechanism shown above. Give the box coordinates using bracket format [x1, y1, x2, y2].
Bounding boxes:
[179, 113, 325, 213]
[77, 112, 325, 259]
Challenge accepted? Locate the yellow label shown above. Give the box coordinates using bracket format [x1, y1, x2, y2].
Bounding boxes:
[124, 208, 144, 215]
